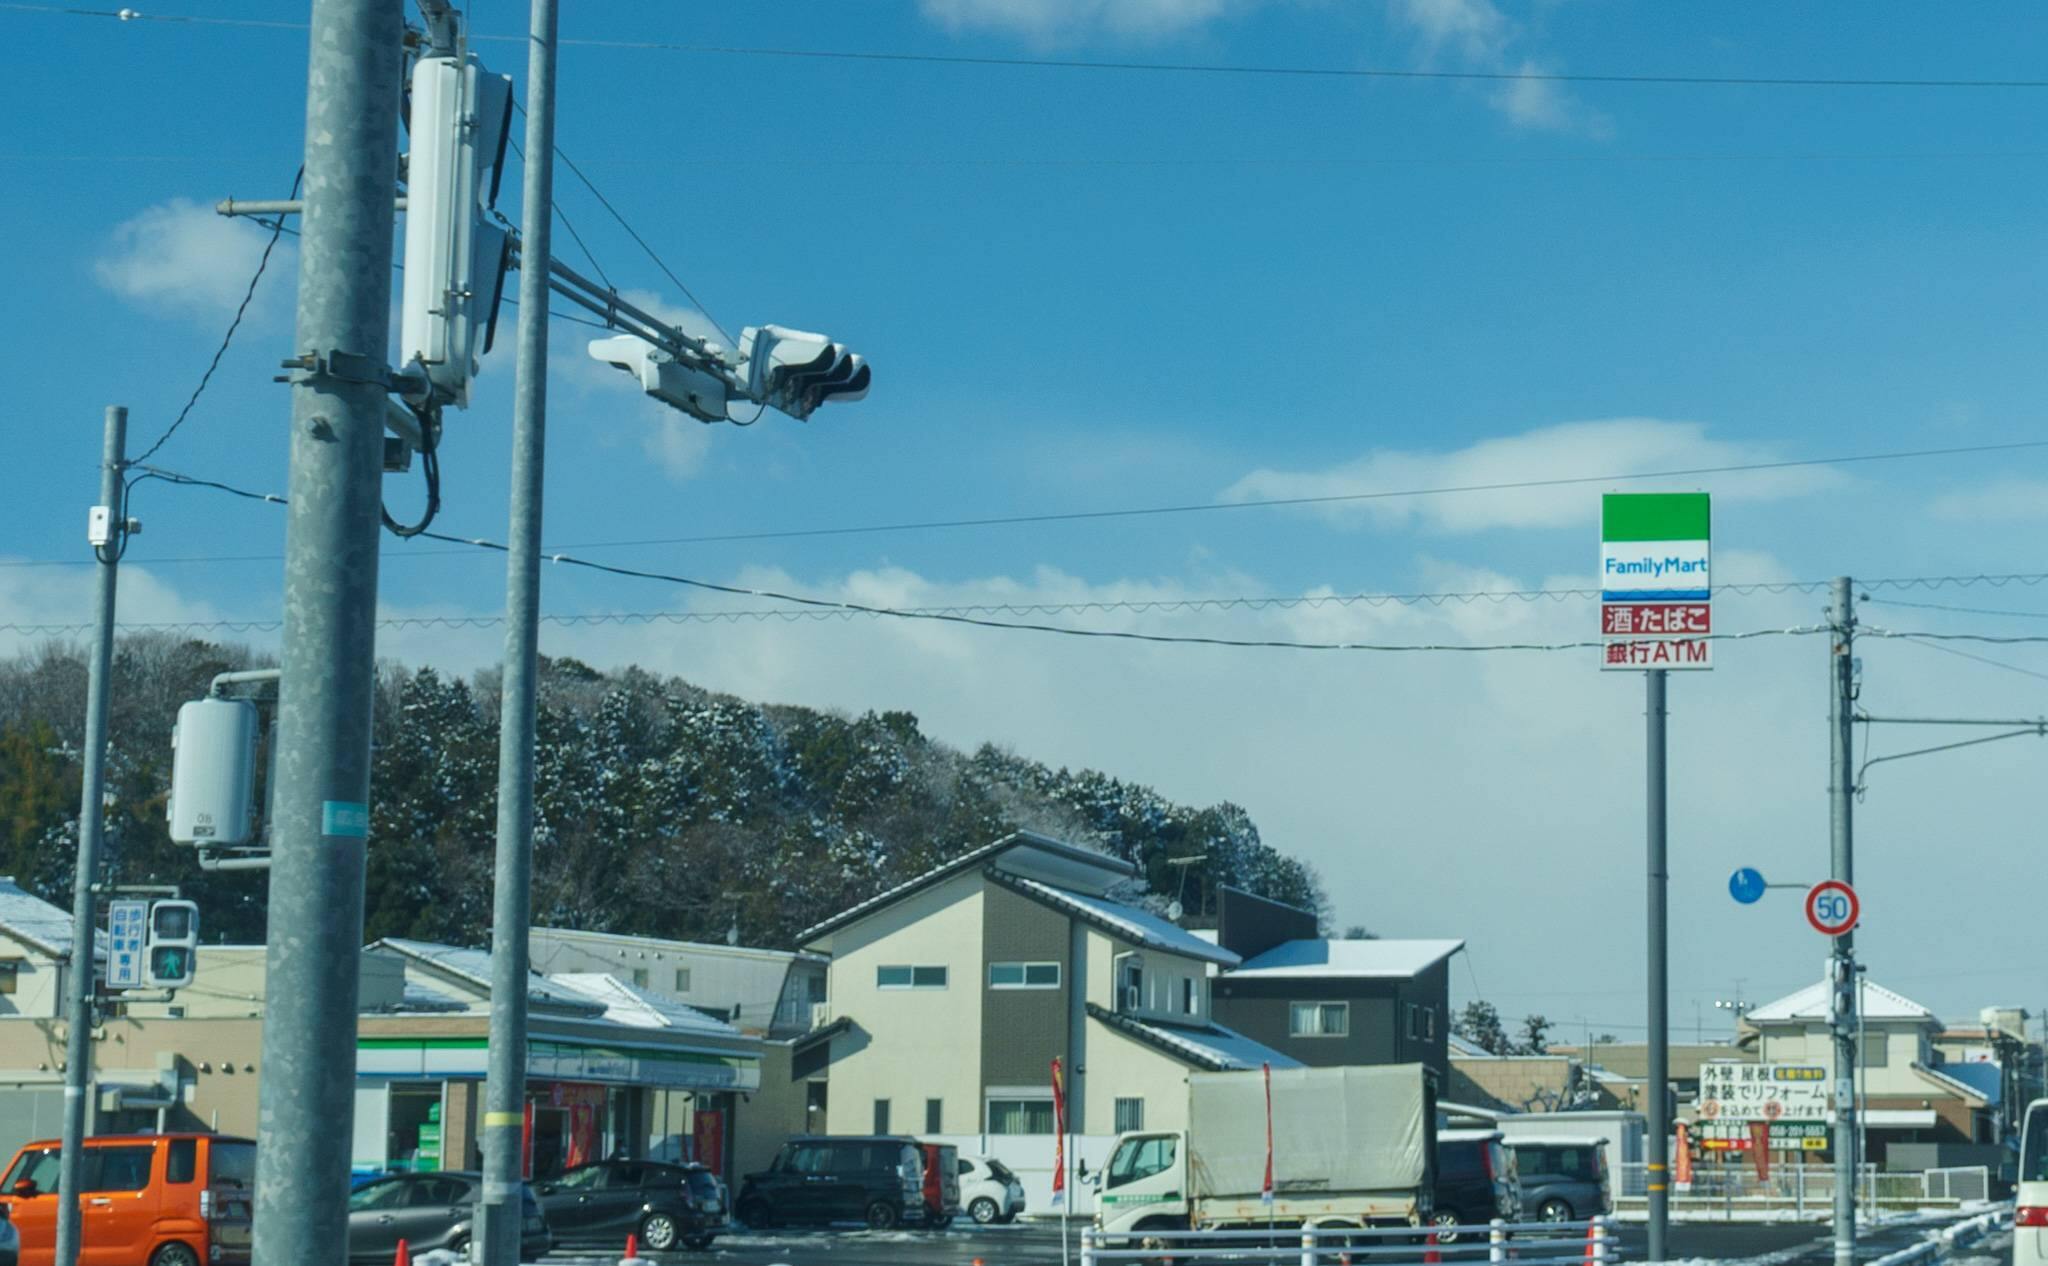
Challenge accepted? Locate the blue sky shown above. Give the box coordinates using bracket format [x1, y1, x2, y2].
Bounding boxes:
[3, 1, 2047, 1035]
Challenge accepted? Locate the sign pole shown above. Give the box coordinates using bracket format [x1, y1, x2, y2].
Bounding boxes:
[1646, 667, 1670, 1261]
[1828, 577, 1858, 1266]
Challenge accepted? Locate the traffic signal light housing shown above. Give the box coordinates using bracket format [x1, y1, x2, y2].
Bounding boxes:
[399, 50, 514, 409]
[586, 335, 731, 423]
[739, 326, 870, 420]
[145, 899, 199, 989]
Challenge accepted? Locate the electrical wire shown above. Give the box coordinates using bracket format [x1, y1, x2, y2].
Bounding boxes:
[1891, 636, 2048, 684]
[505, 135, 613, 291]
[1863, 597, 2048, 620]
[129, 167, 302, 467]
[111, 465, 1834, 654]
[11, 6, 2048, 91]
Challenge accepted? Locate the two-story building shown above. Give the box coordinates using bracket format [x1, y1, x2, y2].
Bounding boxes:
[1745, 975, 1993, 1162]
[796, 831, 1298, 1211]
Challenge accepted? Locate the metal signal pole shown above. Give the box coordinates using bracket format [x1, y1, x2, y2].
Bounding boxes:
[477, 0, 559, 1260]
[53, 405, 127, 1266]
[1646, 667, 1670, 1261]
[1828, 577, 1859, 1266]
[251, 1, 405, 1261]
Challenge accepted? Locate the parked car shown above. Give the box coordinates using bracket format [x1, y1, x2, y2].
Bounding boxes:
[535, 1159, 726, 1251]
[344, 1170, 551, 1264]
[918, 1143, 961, 1229]
[737, 1136, 926, 1231]
[1505, 1138, 1610, 1222]
[958, 1155, 1026, 1226]
[2018, 1097, 2048, 1266]
[1432, 1128, 1519, 1242]
[0, 1132, 255, 1266]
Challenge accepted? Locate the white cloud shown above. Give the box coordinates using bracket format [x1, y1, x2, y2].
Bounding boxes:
[1219, 418, 1842, 534]
[920, 0, 1239, 41]
[94, 199, 292, 319]
[1927, 478, 2048, 523]
[1389, 0, 1610, 137]
[642, 410, 715, 480]
[0, 562, 232, 658]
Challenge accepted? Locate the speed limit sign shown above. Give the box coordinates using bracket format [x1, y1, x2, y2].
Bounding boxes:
[1806, 880, 1859, 937]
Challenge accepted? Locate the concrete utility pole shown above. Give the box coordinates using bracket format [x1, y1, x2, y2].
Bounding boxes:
[250, 1, 405, 1262]
[1645, 667, 1670, 1262]
[1828, 576, 1859, 1266]
[476, 0, 559, 1260]
[54, 405, 126, 1266]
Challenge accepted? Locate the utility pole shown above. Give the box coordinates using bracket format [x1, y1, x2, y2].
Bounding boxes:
[54, 405, 126, 1266]
[1645, 667, 1670, 1262]
[250, 1, 405, 1262]
[477, 0, 558, 1260]
[1829, 576, 1859, 1266]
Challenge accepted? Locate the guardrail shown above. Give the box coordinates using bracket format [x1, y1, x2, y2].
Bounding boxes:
[1080, 1217, 1615, 1266]
[1613, 1163, 1989, 1212]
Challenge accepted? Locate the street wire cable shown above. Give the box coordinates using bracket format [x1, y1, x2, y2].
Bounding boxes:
[1891, 635, 2048, 685]
[18, 6, 2048, 91]
[129, 166, 302, 466]
[1863, 596, 2048, 620]
[101, 465, 1837, 654]
[505, 133, 612, 291]
[539, 438, 2048, 550]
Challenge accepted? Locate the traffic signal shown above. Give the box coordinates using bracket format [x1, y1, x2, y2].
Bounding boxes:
[738, 326, 870, 420]
[145, 900, 199, 989]
[399, 50, 514, 409]
[586, 335, 730, 424]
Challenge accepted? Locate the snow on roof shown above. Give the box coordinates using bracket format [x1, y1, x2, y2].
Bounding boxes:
[1747, 978, 1935, 1024]
[1005, 877, 1240, 968]
[0, 876, 95, 959]
[548, 973, 748, 1039]
[374, 939, 600, 1012]
[1103, 1010, 1303, 1072]
[1231, 938, 1464, 980]
[800, 831, 1134, 946]
[1448, 1034, 1493, 1058]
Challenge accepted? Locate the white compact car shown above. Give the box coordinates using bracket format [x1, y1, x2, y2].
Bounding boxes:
[958, 1155, 1027, 1225]
[2018, 1098, 2048, 1266]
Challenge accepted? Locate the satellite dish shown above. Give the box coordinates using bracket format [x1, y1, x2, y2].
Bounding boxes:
[1166, 900, 1184, 921]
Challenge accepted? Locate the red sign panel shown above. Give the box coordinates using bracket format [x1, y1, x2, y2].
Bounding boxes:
[1602, 603, 1711, 636]
[1805, 880, 1859, 936]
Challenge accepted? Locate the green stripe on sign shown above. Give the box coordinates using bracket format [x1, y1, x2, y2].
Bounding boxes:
[1602, 492, 1709, 542]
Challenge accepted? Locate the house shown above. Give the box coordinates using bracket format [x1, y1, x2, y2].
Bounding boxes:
[529, 927, 827, 1039]
[1934, 1008, 2045, 1145]
[1744, 975, 1994, 1162]
[796, 831, 1298, 1212]
[1207, 887, 1459, 1086]
[0, 877, 97, 1020]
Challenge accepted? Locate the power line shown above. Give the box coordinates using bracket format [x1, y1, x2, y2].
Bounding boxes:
[1864, 596, 2048, 620]
[1892, 636, 2048, 684]
[129, 167, 301, 465]
[542, 439, 2048, 550]
[112, 464, 1832, 654]
[15, 6, 2047, 91]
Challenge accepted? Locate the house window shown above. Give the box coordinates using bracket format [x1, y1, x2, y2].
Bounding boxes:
[989, 962, 1061, 989]
[873, 1099, 891, 1133]
[0, 961, 18, 995]
[1182, 979, 1196, 1015]
[877, 965, 948, 990]
[926, 1098, 943, 1133]
[1290, 1002, 1349, 1038]
[631, 967, 649, 988]
[1424, 1007, 1436, 1040]
[1119, 960, 1144, 1012]
[1115, 1098, 1145, 1133]
[987, 1098, 1056, 1135]
[1862, 1034, 1890, 1068]
[674, 967, 691, 993]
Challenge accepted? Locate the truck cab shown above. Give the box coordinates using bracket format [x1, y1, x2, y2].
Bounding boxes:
[1094, 1134, 1188, 1237]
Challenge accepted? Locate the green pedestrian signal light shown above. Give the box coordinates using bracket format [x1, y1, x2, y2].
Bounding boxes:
[144, 899, 199, 989]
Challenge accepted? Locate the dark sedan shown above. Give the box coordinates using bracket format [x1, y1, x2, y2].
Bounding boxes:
[535, 1160, 726, 1252]
[344, 1171, 552, 1263]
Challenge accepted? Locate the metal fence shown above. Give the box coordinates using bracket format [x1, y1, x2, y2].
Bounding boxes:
[1081, 1218, 1615, 1266]
[1613, 1163, 1989, 1212]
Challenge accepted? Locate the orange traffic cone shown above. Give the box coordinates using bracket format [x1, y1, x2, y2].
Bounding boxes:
[1425, 1231, 1441, 1265]
[392, 1240, 410, 1266]
[625, 1233, 638, 1258]
[1583, 1221, 1598, 1266]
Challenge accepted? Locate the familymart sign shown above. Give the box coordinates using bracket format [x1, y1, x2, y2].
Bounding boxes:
[1601, 492, 1712, 670]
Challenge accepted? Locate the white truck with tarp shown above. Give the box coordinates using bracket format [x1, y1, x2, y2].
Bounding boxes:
[1093, 1064, 1436, 1238]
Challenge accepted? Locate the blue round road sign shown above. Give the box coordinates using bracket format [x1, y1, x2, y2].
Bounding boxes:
[1729, 867, 1767, 905]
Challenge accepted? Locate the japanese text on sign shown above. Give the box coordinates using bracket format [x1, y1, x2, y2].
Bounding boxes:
[1696, 1061, 1830, 1121]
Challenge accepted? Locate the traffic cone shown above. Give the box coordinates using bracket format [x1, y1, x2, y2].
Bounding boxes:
[619, 1230, 649, 1266]
[392, 1240, 410, 1266]
[1583, 1221, 1598, 1266]
[1424, 1231, 1441, 1265]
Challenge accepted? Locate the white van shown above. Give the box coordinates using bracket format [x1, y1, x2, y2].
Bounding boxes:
[2017, 1097, 2048, 1265]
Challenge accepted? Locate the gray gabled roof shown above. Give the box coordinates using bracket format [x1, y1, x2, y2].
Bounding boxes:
[0, 877, 98, 961]
[370, 938, 604, 1015]
[1085, 1002, 1301, 1072]
[798, 831, 1134, 947]
[1231, 938, 1464, 980]
[993, 873, 1240, 968]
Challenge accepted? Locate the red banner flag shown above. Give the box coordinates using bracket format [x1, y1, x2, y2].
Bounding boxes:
[1750, 1122, 1771, 1182]
[1261, 1062, 1275, 1206]
[1674, 1122, 1693, 1187]
[1051, 1057, 1068, 1207]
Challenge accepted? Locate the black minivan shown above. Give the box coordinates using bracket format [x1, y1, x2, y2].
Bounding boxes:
[737, 1136, 926, 1230]
[1431, 1129, 1520, 1242]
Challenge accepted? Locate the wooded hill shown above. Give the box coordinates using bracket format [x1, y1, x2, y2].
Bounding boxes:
[0, 635, 1327, 949]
